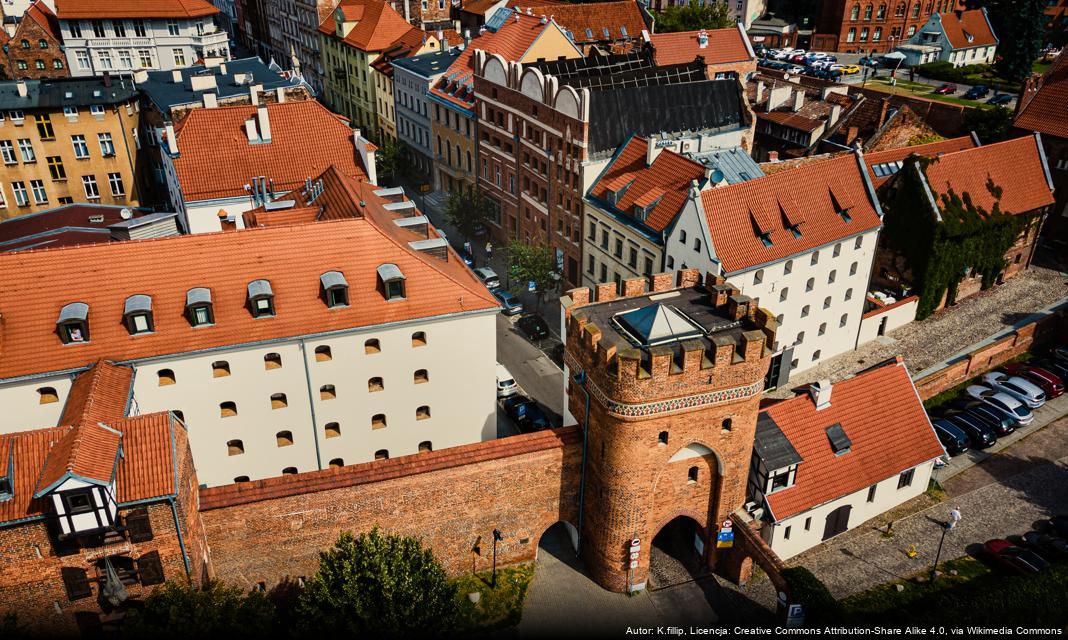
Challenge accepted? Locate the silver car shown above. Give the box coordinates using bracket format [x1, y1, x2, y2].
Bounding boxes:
[965, 385, 1035, 426]
[982, 372, 1045, 408]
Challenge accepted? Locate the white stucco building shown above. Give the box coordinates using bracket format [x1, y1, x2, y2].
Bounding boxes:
[663, 150, 883, 387]
[54, 0, 230, 77]
[748, 359, 945, 560]
[0, 182, 500, 488]
[899, 8, 998, 67]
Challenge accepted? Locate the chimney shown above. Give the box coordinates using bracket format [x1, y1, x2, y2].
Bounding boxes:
[189, 73, 217, 92]
[256, 105, 271, 142]
[245, 117, 258, 142]
[220, 62, 228, 75]
[646, 135, 658, 166]
[809, 380, 833, 410]
[766, 84, 790, 111]
[697, 29, 708, 48]
[102, 72, 112, 88]
[791, 89, 804, 112]
[540, 14, 547, 24]
[133, 69, 149, 84]
[250, 83, 264, 105]
[165, 123, 179, 155]
[15, 81, 26, 97]
[464, 29, 471, 46]
[203, 92, 217, 108]
[767, 150, 779, 162]
[354, 129, 378, 186]
[829, 103, 842, 125]
[171, 69, 183, 83]
[755, 80, 765, 103]
[276, 87, 285, 103]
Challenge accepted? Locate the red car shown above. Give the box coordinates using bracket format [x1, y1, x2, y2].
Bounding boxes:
[933, 83, 957, 95]
[1002, 363, 1064, 398]
[984, 539, 1049, 574]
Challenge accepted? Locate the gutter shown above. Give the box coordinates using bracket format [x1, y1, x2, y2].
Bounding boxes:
[298, 338, 324, 471]
[572, 369, 591, 556]
[168, 497, 192, 579]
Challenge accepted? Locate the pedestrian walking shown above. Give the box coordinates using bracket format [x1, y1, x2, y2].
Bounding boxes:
[908, 67, 915, 83]
[947, 507, 961, 529]
[485, 242, 493, 259]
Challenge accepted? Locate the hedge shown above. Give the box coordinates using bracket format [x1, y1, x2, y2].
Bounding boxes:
[782, 567, 841, 625]
[914, 61, 1020, 93]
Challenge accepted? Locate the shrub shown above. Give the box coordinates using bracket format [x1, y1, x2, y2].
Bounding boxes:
[782, 566, 841, 625]
[122, 580, 275, 639]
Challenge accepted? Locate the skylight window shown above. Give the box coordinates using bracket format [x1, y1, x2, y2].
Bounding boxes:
[826, 423, 852, 456]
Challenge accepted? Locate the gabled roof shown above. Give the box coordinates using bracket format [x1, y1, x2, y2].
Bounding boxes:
[58, 361, 133, 426]
[34, 422, 122, 495]
[55, 0, 219, 19]
[938, 9, 998, 50]
[0, 413, 178, 526]
[700, 152, 882, 273]
[921, 135, 1054, 216]
[516, 1, 647, 44]
[588, 136, 705, 233]
[0, 211, 498, 382]
[24, 0, 62, 41]
[173, 100, 366, 202]
[649, 27, 753, 67]
[318, 0, 423, 53]
[863, 135, 978, 187]
[0, 204, 157, 252]
[1014, 50, 1068, 139]
[761, 359, 944, 521]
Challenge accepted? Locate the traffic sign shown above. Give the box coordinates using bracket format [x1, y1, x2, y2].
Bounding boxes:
[629, 559, 639, 569]
[722, 519, 733, 529]
[629, 551, 640, 561]
[630, 538, 641, 549]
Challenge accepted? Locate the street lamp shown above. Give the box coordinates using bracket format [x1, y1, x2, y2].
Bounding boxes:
[929, 510, 960, 583]
[491, 529, 503, 588]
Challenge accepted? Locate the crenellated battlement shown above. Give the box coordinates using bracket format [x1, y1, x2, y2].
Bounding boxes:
[562, 269, 778, 397]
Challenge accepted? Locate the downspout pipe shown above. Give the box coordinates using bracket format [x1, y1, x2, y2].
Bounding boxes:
[573, 369, 591, 555]
[167, 497, 192, 579]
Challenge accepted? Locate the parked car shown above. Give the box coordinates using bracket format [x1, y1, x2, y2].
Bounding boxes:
[1050, 515, 1068, 538]
[933, 83, 958, 95]
[956, 404, 1015, 436]
[502, 393, 531, 418]
[788, 53, 807, 63]
[981, 372, 1045, 408]
[965, 385, 1035, 425]
[518, 402, 551, 432]
[1052, 345, 1068, 363]
[516, 314, 550, 341]
[457, 246, 475, 267]
[931, 419, 971, 456]
[473, 267, 500, 289]
[984, 539, 1049, 574]
[1022, 531, 1068, 556]
[491, 288, 524, 315]
[859, 55, 879, 66]
[963, 84, 990, 99]
[1002, 363, 1064, 398]
[1032, 358, 1068, 382]
[839, 64, 862, 74]
[946, 413, 998, 448]
[496, 363, 518, 398]
[987, 93, 1013, 105]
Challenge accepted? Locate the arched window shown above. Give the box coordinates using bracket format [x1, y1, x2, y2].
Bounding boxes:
[824, 296, 832, 309]
[368, 377, 384, 392]
[371, 414, 387, 429]
[227, 439, 244, 456]
[805, 277, 815, 292]
[220, 402, 237, 417]
[276, 430, 293, 446]
[863, 4, 872, 19]
[282, 467, 298, 475]
[37, 387, 58, 404]
[419, 441, 433, 453]
[270, 393, 288, 409]
[658, 431, 669, 445]
[877, 3, 886, 18]
[365, 338, 381, 354]
[234, 476, 250, 483]
[157, 369, 176, 386]
[212, 360, 230, 377]
[374, 449, 389, 460]
[320, 385, 336, 400]
[329, 458, 344, 468]
[325, 422, 341, 438]
[38, 39, 47, 49]
[416, 405, 431, 420]
[911, 2, 920, 17]
[264, 353, 282, 369]
[414, 369, 429, 384]
[20, 39, 29, 49]
[315, 345, 332, 361]
[320, 271, 349, 308]
[688, 467, 699, 483]
[722, 418, 732, 432]
[411, 331, 427, 346]
[247, 279, 275, 318]
[850, 4, 860, 20]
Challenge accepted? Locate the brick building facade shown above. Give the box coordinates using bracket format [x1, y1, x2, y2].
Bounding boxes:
[812, 0, 965, 54]
[2, 1, 69, 81]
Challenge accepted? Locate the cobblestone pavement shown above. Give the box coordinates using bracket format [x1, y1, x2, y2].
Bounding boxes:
[738, 414, 1068, 607]
[769, 265, 1068, 398]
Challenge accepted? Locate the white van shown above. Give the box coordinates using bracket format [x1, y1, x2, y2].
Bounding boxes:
[496, 363, 518, 398]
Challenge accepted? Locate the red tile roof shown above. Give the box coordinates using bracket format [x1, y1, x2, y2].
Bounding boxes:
[0, 214, 498, 381]
[515, 1, 647, 44]
[588, 136, 705, 232]
[1014, 51, 1068, 139]
[58, 360, 133, 426]
[55, 0, 219, 19]
[318, 0, 422, 52]
[763, 359, 944, 520]
[430, 11, 574, 110]
[25, 0, 62, 41]
[922, 135, 1054, 216]
[700, 153, 882, 273]
[0, 413, 178, 525]
[649, 27, 753, 67]
[0, 204, 158, 252]
[863, 135, 978, 187]
[938, 9, 998, 50]
[34, 422, 122, 494]
[173, 100, 366, 202]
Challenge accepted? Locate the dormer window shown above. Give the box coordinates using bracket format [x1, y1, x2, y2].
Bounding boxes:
[57, 302, 90, 344]
[247, 279, 275, 317]
[767, 464, 797, 493]
[320, 271, 349, 308]
[826, 423, 852, 456]
[185, 287, 214, 326]
[123, 295, 153, 334]
[377, 264, 406, 301]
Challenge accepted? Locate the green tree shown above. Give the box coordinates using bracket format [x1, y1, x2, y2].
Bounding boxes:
[963, 105, 1013, 143]
[443, 189, 494, 242]
[507, 240, 558, 308]
[375, 138, 407, 182]
[973, 0, 1047, 82]
[652, 0, 734, 33]
[295, 528, 459, 638]
[122, 580, 276, 639]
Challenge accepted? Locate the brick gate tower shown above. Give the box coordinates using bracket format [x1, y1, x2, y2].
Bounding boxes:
[562, 268, 776, 592]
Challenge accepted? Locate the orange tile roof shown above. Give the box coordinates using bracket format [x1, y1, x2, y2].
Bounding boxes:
[763, 359, 944, 520]
[863, 135, 978, 186]
[649, 28, 753, 67]
[700, 153, 882, 273]
[938, 9, 998, 50]
[515, 1, 647, 44]
[318, 0, 423, 52]
[922, 135, 1054, 216]
[1014, 51, 1068, 139]
[588, 136, 705, 232]
[0, 215, 498, 381]
[173, 100, 366, 202]
[430, 11, 569, 110]
[25, 0, 62, 41]
[0, 413, 178, 525]
[55, 0, 219, 19]
[34, 422, 122, 494]
[58, 360, 133, 426]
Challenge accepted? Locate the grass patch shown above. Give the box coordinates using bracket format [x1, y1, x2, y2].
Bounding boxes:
[864, 78, 993, 109]
[454, 563, 534, 633]
[842, 556, 988, 619]
[925, 478, 947, 503]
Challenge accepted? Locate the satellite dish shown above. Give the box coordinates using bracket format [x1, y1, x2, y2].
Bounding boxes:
[119, 207, 133, 219]
[709, 169, 725, 184]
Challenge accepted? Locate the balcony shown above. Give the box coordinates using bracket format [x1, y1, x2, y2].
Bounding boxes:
[86, 37, 153, 48]
[192, 29, 229, 49]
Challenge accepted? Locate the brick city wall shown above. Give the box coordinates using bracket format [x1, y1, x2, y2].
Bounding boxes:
[913, 305, 1068, 400]
[198, 427, 583, 588]
[851, 86, 969, 138]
